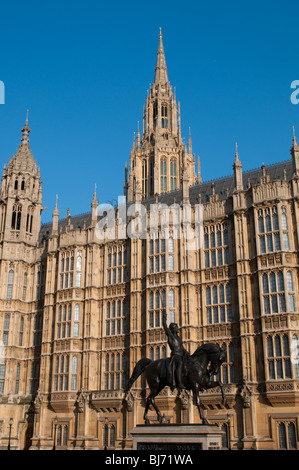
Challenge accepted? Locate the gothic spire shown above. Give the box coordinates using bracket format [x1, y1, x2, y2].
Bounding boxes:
[154, 28, 168, 85]
[291, 125, 299, 176]
[53, 194, 59, 216]
[233, 142, 243, 191]
[20, 110, 30, 148]
[7, 110, 39, 175]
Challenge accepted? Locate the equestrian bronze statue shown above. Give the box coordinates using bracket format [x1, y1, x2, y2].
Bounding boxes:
[125, 312, 227, 425]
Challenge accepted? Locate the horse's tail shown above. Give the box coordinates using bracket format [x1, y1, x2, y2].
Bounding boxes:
[124, 358, 152, 397]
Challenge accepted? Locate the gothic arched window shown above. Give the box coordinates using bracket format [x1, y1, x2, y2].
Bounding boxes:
[170, 159, 177, 190]
[74, 304, 79, 337]
[71, 356, 78, 390]
[142, 160, 148, 196]
[267, 334, 291, 380]
[160, 158, 167, 192]
[7, 268, 14, 299]
[161, 104, 168, 128]
[169, 289, 175, 323]
[11, 204, 22, 230]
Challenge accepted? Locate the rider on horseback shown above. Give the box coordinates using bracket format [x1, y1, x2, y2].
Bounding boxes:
[162, 311, 189, 391]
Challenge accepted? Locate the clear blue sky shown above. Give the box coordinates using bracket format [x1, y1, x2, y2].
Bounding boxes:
[1, 0, 299, 224]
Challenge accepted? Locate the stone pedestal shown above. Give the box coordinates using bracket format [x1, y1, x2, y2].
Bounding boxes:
[130, 424, 223, 450]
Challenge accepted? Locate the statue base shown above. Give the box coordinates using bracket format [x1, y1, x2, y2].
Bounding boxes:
[130, 424, 223, 450]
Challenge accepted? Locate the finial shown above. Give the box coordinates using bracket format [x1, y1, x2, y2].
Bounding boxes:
[52, 194, 59, 222]
[235, 141, 238, 157]
[92, 183, 98, 205]
[293, 125, 297, 145]
[20, 110, 31, 147]
[159, 27, 163, 38]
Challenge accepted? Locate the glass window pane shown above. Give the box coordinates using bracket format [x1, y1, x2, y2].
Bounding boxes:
[223, 229, 228, 245]
[267, 336, 274, 356]
[279, 423, 287, 449]
[271, 295, 278, 313]
[267, 234, 273, 252]
[288, 423, 297, 449]
[276, 359, 283, 378]
[206, 287, 211, 305]
[275, 336, 282, 356]
[260, 236, 266, 253]
[270, 273, 276, 292]
[213, 306, 219, 323]
[281, 213, 288, 230]
[219, 285, 224, 303]
[289, 294, 295, 312]
[213, 286, 218, 304]
[259, 216, 265, 233]
[272, 212, 279, 230]
[169, 254, 174, 271]
[287, 272, 293, 291]
[226, 284, 231, 302]
[269, 360, 275, 379]
[263, 274, 269, 293]
[279, 294, 286, 313]
[264, 296, 270, 314]
[277, 272, 284, 291]
[283, 233, 290, 251]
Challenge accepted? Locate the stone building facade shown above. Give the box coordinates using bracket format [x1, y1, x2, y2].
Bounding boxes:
[0, 31, 298, 450]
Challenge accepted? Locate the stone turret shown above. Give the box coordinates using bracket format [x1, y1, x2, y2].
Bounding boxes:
[0, 112, 44, 246]
[127, 29, 196, 202]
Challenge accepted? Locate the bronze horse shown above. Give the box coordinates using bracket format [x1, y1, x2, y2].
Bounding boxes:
[125, 343, 227, 425]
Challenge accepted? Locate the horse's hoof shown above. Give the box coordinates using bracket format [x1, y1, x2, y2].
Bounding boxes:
[202, 419, 209, 425]
[144, 419, 150, 425]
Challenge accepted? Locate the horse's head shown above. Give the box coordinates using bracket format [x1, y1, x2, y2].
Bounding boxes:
[219, 344, 227, 365]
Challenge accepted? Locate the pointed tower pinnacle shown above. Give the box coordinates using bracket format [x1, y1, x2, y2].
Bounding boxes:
[52, 194, 59, 235]
[293, 125, 297, 146]
[154, 27, 168, 84]
[197, 155, 202, 184]
[21, 110, 30, 148]
[189, 127, 192, 155]
[291, 125, 299, 176]
[123, 162, 128, 200]
[91, 184, 99, 226]
[233, 142, 243, 191]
